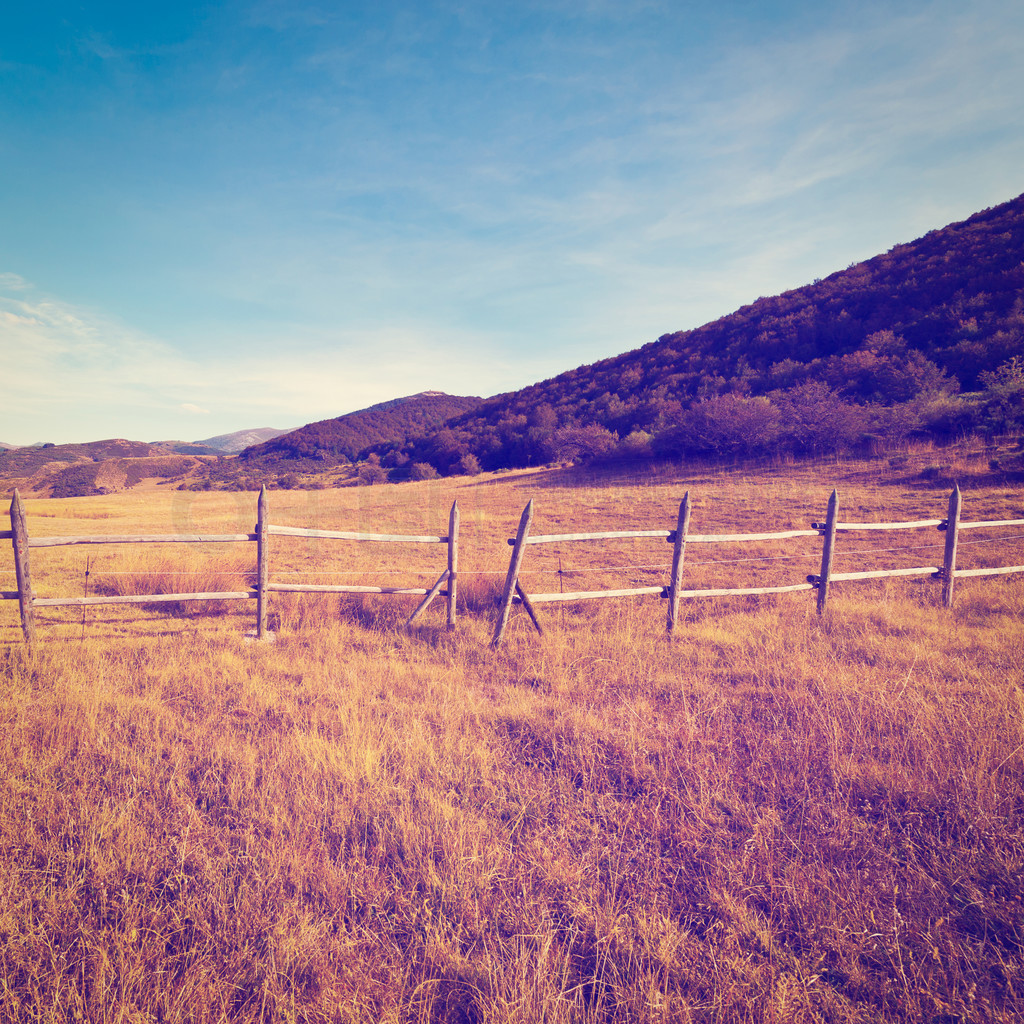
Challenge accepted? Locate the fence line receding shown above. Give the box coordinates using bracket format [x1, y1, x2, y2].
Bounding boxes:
[490, 485, 1024, 645]
[3, 486, 459, 642]
[3, 485, 1022, 646]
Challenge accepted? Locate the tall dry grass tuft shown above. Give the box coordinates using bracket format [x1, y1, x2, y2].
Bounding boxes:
[92, 546, 258, 616]
[1, 459, 1023, 1021]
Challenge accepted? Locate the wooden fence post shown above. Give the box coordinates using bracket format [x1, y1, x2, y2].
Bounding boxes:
[666, 492, 691, 636]
[816, 489, 838, 615]
[492, 499, 535, 647]
[10, 490, 35, 643]
[941, 485, 962, 609]
[256, 484, 269, 638]
[447, 500, 459, 630]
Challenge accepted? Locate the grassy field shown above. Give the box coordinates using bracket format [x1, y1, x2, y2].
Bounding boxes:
[2, 446, 1023, 1022]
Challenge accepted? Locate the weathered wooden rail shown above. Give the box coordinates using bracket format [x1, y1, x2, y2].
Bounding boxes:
[3, 485, 1022, 646]
[3, 486, 459, 642]
[259, 489, 460, 636]
[490, 486, 1024, 645]
[808, 486, 1024, 609]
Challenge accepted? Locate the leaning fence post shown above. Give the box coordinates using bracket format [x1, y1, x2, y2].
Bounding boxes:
[256, 484, 269, 638]
[941, 485, 962, 609]
[10, 489, 35, 643]
[666, 492, 691, 636]
[816, 489, 838, 615]
[447, 500, 459, 630]
[492, 499, 534, 647]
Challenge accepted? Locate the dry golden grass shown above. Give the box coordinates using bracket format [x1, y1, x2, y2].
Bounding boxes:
[2, 445, 1023, 1022]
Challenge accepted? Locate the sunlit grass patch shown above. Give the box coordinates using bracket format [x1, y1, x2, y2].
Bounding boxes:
[1, 455, 1024, 1021]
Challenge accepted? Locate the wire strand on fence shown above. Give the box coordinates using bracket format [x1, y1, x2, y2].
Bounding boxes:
[517, 542, 944, 575]
[959, 532, 1024, 547]
[81, 570, 254, 577]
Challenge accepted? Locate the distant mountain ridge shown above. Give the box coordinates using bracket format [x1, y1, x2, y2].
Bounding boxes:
[0, 439, 205, 496]
[0, 438, 168, 475]
[159, 427, 290, 455]
[1, 428, 290, 458]
[199, 427, 289, 452]
[0, 396, 484, 494]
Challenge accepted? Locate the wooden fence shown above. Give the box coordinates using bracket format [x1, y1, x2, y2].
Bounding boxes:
[2, 486, 459, 643]
[3, 485, 1023, 646]
[490, 486, 1024, 645]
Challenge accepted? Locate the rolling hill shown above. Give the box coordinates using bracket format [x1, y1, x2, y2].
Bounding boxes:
[380, 192, 1024, 473]
[236, 391, 482, 471]
[0, 397, 484, 496]
[5, 193, 1023, 493]
[0, 440, 206, 497]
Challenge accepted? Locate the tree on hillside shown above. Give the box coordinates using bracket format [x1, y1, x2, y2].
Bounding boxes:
[822, 332, 953, 404]
[546, 425, 617, 464]
[978, 357, 1024, 436]
[408, 462, 440, 481]
[425, 429, 470, 475]
[454, 453, 482, 475]
[670, 395, 781, 459]
[357, 453, 388, 485]
[774, 382, 868, 455]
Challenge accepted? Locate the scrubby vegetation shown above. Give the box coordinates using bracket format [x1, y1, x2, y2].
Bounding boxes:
[2, 451, 1023, 1022]
[47, 456, 200, 498]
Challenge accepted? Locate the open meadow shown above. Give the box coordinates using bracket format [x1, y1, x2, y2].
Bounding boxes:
[2, 446, 1023, 1023]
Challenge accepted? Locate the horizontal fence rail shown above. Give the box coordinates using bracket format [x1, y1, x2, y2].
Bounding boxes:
[529, 585, 668, 603]
[27, 533, 258, 547]
[518, 529, 674, 545]
[260, 492, 459, 634]
[4, 484, 1023, 646]
[811, 519, 944, 532]
[33, 592, 258, 608]
[267, 525, 447, 543]
[489, 485, 1024, 645]
[681, 529, 821, 543]
[3, 486, 460, 642]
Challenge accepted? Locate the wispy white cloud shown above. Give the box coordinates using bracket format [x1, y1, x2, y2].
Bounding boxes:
[0, 281, 506, 445]
[1, 289, 197, 431]
[440, 0, 1024, 328]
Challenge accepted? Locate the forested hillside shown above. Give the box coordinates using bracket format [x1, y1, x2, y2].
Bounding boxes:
[237, 391, 481, 471]
[380, 193, 1024, 474]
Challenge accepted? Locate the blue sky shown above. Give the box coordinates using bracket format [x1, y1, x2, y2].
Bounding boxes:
[2, 0, 1022, 445]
